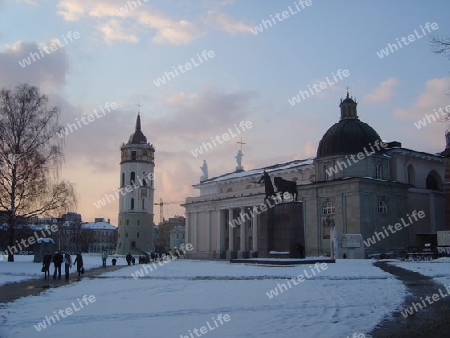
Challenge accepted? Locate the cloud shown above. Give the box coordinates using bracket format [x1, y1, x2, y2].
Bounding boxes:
[98, 19, 139, 44]
[203, 11, 252, 34]
[364, 77, 399, 104]
[55, 0, 250, 45]
[136, 11, 201, 45]
[394, 77, 450, 120]
[0, 40, 68, 90]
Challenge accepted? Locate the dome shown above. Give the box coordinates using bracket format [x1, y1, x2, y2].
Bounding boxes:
[128, 114, 148, 144]
[317, 93, 382, 157]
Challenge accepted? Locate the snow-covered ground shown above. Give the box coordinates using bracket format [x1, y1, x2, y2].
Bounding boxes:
[394, 257, 450, 286]
[0, 258, 405, 338]
[0, 254, 128, 287]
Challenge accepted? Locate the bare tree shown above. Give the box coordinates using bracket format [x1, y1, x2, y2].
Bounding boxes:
[431, 34, 450, 58]
[0, 84, 76, 261]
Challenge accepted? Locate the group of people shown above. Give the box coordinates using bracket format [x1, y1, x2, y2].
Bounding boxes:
[42, 250, 84, 280]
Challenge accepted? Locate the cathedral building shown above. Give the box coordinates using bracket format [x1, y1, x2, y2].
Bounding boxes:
[116, 114, 156, 255]
[183, 93, 445, 259]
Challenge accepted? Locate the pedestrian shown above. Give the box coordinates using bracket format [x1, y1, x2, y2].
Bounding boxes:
[74, 251, 84, 278]
[64, 252, 72, 280]
[42, 251, 52, 279]
[126, 252, 132, 265]
[102, 248, 108, 267]
[53, 250, 63, 279]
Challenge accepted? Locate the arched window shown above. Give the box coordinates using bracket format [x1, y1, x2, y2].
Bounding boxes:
[142, 198, 145, 210]
[407, 164, 414, 185]
[131, 151, 136, 160]
[121, 172, 125, 187]
[426, 170, 442, 191]
[377, 201, 387, 213]
[131, 198, 134, 210]
[130, 172, 135, 185]
[322, 201, 335, 215]
[142, 172, 147, 186]
[131, 241, 136, 248]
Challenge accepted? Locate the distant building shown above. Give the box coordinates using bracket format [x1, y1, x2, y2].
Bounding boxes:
[169, 216, 186, 249]
[80, 219, 117, 253]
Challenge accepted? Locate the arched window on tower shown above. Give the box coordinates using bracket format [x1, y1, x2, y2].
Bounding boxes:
[130, 172, 135, 185]
[121, 172, 125, 187]
[131, 151, 136, 161]
[131, 198, 134, 210]
[142, 172, 147, 186]
[142, 198, 145, 210]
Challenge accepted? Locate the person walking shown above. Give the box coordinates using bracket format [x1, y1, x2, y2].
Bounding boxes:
[102, 248, 108, 267]
[42, 251, 52, 279]
[74, 251, 84, 278]
[64, 252, 72, 280]
[126, 252, 132, 266]
[53, 250, 63, 279]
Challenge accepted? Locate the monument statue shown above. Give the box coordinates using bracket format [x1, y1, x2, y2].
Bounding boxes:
[258, 171, 275, 200]
[273, 177, 298, 201]
[200, 160, 208, 181]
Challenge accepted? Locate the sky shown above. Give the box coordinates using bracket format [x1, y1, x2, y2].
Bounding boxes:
[1, 0, 450, 226]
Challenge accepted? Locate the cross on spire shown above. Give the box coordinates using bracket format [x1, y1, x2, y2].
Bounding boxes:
[237, 136, 246, 152]
[136, 101, 141, 114]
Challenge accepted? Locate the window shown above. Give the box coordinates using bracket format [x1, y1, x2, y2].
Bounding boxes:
[426, 171, 442, 191]
[407, 165, 414, 185]
[137, 232, 139, 238]
[121, 172, 125, 187]
[143, 172, 147, 186]
[131, 151, 136, 160]
[142, 198, 145, 210]
[375, 162, 382, 179]
[377, 201, 387, 213]
[131, 198, 134, 210]
[130, 172, 135, 185]
[131, 241, 136, 248]
[322, 200, 335, 215]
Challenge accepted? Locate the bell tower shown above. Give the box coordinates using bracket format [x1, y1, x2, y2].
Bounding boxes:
[116, 113, 155, 255]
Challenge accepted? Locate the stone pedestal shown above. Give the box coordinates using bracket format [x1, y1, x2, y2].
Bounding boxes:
[258, 201, 304, 258]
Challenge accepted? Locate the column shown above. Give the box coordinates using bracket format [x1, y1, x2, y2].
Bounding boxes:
[216, 210, 224, 255]
[228, 208, 234, 251]
[240, 207, 246, 252]
[192, 212, 198, 252]
[252, 206, 258, 252]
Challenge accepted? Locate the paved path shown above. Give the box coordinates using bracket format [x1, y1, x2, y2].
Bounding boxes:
[0, 265, 124, 304]
[370, 261, 450, 338]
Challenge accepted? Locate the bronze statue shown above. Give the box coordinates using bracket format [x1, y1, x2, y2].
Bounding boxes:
[273, 177, 298, 201]
[258, 171, 275, 200]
